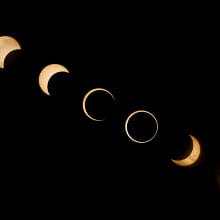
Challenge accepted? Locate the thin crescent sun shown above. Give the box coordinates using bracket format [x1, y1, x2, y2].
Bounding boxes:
[125, 110, 159, 143]
[171, 134, 201, 167]
[38, 63, 69, 96]
[82, 87, 115, 121]
[0, 35, 21, 69]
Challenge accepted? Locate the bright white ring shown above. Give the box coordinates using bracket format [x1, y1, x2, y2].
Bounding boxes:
[125, 110, 159, 143]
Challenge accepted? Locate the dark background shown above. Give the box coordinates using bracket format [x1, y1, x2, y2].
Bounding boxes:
[1, 3, 219, 215]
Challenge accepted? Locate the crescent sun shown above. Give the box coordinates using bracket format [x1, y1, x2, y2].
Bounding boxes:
[38, 63, 69, 96]
[0, 35, 21, 69]
[82, 88, 115, 121]
[171, 134, 201, 167]
[125, 110, 159, 144]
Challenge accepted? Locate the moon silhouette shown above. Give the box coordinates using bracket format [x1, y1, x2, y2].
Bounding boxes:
[0, 35, 21, 69]
[171, 134, 201, 167]
[125, 110, 159, 143]
[38, 64, 69, 96]
[82, 88, 115, 121]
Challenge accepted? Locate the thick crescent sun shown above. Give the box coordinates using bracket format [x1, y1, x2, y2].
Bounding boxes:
[0, 35, 21, 69]
[38, 63, 69, 96]
[171, 134, 201, 167]
[125, 110, 159, 143]
[82, 87, 115, 121]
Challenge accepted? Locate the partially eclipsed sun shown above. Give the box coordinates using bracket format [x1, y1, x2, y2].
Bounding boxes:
[38, 63, 69, 96]
[0, 35, 21, 69]
[171, 134, 201, 167]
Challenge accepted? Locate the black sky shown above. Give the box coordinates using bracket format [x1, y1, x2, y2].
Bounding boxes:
[1, 3, 219, 214]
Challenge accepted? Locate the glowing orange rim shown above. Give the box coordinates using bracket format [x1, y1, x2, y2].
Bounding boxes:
[82, 87, 115, 121]
[125, 110, 159, 143]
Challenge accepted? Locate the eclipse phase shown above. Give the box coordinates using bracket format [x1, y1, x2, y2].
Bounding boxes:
[82, 87, 115, 121]
[125, 110, 159, 143]
[38, 63, 69, 96]
[0, 35, 21, 69]
[171, 134, 201, 167]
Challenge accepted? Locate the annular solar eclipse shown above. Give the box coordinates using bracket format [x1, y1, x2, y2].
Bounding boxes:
[0, 35, 203, 168]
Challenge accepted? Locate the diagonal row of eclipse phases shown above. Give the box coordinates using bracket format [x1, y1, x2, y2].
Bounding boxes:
[0, 35, 201, 168]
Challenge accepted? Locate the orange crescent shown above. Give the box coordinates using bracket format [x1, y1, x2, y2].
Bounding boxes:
[38, 64, 69, 96]
[0, 35, 21, 69]
[171, 134, 201, 167]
